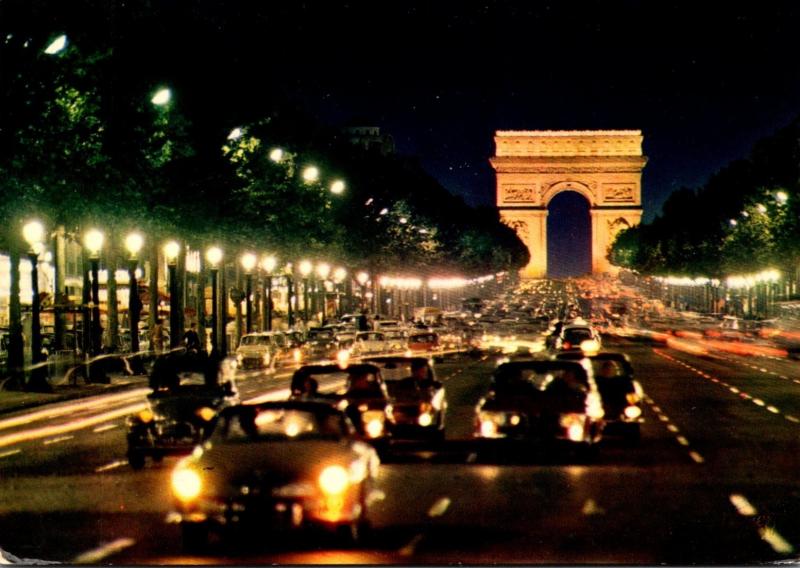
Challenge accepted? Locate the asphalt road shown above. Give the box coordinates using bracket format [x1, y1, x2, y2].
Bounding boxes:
[2, 336, 800, 564]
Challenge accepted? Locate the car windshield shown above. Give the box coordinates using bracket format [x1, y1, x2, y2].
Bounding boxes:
[495, 366, 589, 392]
[214, 407, 345, 441]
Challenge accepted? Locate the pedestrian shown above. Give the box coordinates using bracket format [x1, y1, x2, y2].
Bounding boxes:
[183, 322, 201, 353]
[357, 310, 369, 332]
[150, 318, 165, 354]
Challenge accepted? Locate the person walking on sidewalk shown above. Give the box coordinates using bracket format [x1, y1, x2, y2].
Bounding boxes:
[183, 323, 201, 353]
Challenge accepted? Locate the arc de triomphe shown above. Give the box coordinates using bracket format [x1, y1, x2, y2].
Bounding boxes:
[490, 130, 647, 278]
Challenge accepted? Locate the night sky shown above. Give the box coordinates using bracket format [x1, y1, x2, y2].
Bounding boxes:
[6, 0, 800, 274]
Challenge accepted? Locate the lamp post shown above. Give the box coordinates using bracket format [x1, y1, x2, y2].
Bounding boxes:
[22, 221, 45, 387]
[164, 241, 180, 348]
[241, 253, 257, 333]
[125, 233, 144, 355]
[261, 255, 277, 331]
[206, 247, 222, 357]
[285, 263, 295, 328]
[300, 260, 312, 323]
[316, 262, 331, 323]
[333, 267, 347, 317]
[84, 229, 104, 356]
[357, 271, 369, 311]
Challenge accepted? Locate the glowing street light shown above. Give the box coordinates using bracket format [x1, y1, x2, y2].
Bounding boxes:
[206, 247, 223, 356]
[316, 263, 331, 321]
[756, 203, 767, 214]
[227, 127, 243, 140]
[44, 34, 68, 55]
[83, 229, 104, 356]
[164, 241, 181, 348]
[302, 166, 320, 183]
[269, 148, 284, 162]
[330, 180, 346, 195]
[151, 87, 172, 106]
[776, 191, 789, 204]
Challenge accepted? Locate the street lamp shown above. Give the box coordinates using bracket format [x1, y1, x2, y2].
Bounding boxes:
[357, 271, 369, 310]
[330, 180, 346, 195]
[333, 267, 347, 317]
[241, 253, 257, 333]
[151, 87, 171, 106]
[261, 255, 277, 331]
[285, 263, 295, 328]
[316, 262, 331, 323]
[302, 166, 319, 183]
[22, 221, 45, 383]
[300, 260, 312, 323]
[206, 247, 223, 357]
[44, 34, 68, 55]
[83, 229, 104, 356]
[269, 148, 284, 162]
[124, 232, 144, 356]
[164, 241, 180, 348]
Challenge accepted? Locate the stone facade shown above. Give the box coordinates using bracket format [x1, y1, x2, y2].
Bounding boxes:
[490, 130, 647, 278]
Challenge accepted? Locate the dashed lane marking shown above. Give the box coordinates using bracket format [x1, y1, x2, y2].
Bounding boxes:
[95, 460, 127, 473]
[676, 436, 690, 446]
[399, 534, 424, 557]
[43, 435, 73, 445]
[667, 424, 679, 433]
[428, 497, 451, 518]
[689, 451, 705, 464]
[0, 449, 21, 459]
[72, 538, 136, 564]
[92, 424, 118, 433]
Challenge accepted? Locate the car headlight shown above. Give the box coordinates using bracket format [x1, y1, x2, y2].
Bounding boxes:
[418, 412, 433, 427]
[138, 409, 154, 423]
[196, 407, 215, 422]
[363, 411, 385, 438]
[172, 467, 203, 502]
[293, 348, 303, 362]
[559, 413, 586, 442]
[319, 465, 349, 495]
[337, 349, 350, 368]
[263, 353, 271, 365]
[624, 405, 642, 419]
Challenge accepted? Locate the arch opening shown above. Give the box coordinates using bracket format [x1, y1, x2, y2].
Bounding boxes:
[547, 191, 591, 278]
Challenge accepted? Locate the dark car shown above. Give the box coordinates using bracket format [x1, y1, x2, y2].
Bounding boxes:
[474, 360, 605, 453]
[169, 400, 380, 550]
[555, 351, 643, 441]
[364, 356, 447, 440]
[126, 352, 240, 469]
[290, 364, 394, 441]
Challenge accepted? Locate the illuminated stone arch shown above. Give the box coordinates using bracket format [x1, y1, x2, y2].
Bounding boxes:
[490, 130, 647, 278]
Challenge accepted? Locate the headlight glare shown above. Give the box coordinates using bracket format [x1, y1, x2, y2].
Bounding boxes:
[196, 407, 215, 422]
[139, 409, 154, 423]
[172, 467, 202, 501]
[319, 465, 349, 495]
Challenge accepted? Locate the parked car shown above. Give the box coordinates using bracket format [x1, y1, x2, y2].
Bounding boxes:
[126, 352, 239, 469]
[474, 359, 605, 455]
[169, 399, 380, 550]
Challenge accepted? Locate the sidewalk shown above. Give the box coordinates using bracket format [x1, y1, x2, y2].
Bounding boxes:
[0, 374, 149, 417]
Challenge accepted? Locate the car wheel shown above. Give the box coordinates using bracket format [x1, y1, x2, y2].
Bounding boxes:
[181, 522, 209, 552]
[128, 451, 145, 470]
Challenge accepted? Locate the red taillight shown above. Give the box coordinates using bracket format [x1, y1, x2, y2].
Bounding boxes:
[563, 342, 572, 350]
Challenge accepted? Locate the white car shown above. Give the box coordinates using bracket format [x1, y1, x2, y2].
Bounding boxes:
[352, 331, 388, 355]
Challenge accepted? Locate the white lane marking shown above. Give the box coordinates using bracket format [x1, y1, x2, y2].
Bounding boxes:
[0, 449, 21, 459]
[753, 399, 766, 407]
[95, 460, 128, 473]
[786, 415, 800, 424]
[651, 405, 662, 413]
[399, 533, 424, 557]
[427, 497, 451, 518]
[658, 414, 670, 422]
[760, 368, 768, 373]
[760, 527, 795, 555]
[92, 424, 118, 433]
[43, 435, 73, 445]
[689, 451, 705, 464]
[466, 452, 477, 464]
[0, 402, 145, 450]
[676, 436, 690, 446]
[729, 387, 740, 394]
[729, 494, 757, 516]
[667, 424, 679, 433]
[72, 538, 136, 564]
[767, 406, 780, 414]
[0, 389, 150, 433]
[581, 498, 605, 516]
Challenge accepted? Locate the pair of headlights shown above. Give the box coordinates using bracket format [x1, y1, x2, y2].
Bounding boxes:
[172, 464, 352, 502]
[137, 407, 215, 423]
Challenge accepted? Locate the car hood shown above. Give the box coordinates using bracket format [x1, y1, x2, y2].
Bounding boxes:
[194, 439, 364, 489]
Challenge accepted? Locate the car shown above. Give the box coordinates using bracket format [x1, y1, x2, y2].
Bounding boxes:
[474, 359, 605, 454]
[554, 351, 643, 442]
[300, 332, 341, 363]
[126, 352, 240, 469]
[291, 363, 394, 441]
[407, 331, 440, 353]
[383, 329, 408, 351]
[352, 331, 388, 356]
[364, 356, 447, 440]
[553, 321, 602, 351]
[169, 399, 380, 550]
[234, 332, 287, 369]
